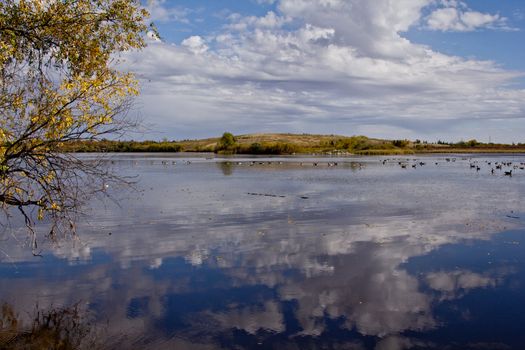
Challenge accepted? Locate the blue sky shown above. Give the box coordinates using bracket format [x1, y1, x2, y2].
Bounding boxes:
[126, 0, 525, 142]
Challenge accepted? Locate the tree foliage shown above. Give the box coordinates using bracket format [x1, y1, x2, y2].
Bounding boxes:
[0, 0, 149, 248]
[217, 132, 236, 152]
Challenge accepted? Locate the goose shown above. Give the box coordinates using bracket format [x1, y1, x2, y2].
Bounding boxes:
[504, 170, 512, 176]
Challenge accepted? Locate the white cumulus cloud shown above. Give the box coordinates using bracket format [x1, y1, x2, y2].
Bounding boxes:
[426, 1, 510, 32]
[123, 0, 525, 142]
[181, 35, 208, 54]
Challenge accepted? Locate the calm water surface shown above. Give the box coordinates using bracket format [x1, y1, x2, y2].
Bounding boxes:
[1, 154, 525, 349]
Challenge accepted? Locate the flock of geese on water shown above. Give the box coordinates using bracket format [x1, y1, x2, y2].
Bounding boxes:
[150, 157, 524, 176]
[392, 157, 524, 176]
[227, 158, 523, 174]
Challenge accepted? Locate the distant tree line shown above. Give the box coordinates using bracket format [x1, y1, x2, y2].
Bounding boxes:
[61, 140, 183, 152]
[59, 133, 525, 156]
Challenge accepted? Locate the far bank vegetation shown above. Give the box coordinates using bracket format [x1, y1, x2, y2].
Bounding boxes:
[60, 133, 525, 155]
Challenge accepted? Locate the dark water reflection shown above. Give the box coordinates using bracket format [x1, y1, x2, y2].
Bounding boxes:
[1, 154, 525, 349]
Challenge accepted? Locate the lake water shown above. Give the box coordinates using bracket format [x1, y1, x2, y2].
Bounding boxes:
[1, 154, 525, 349]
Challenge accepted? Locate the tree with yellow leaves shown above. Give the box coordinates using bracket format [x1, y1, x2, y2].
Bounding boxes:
[0, 0, 150, 251]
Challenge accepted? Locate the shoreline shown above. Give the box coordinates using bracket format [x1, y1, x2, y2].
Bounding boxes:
[59, 133, 525, 156]
[69, 149, 525, 156]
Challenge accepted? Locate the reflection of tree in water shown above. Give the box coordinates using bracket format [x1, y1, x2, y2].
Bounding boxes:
[0, 302, 98, 350]
[217, 161, 234, 176]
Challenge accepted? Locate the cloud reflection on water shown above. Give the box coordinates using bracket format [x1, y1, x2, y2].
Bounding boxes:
[1, 155, 525, 349]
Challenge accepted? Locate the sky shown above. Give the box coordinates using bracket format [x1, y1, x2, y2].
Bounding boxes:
[122, 0, 525, 143]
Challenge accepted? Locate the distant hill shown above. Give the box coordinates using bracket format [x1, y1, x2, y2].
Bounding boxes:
[61, 133, 525, 155]
[175, 133, 410, 155]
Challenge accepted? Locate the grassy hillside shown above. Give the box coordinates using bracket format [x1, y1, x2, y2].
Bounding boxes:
[61, 133, 525, 155]
[62, 133, 415, 155]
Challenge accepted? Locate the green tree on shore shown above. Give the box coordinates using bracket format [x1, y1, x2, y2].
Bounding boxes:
[217, 132, 237, 153]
